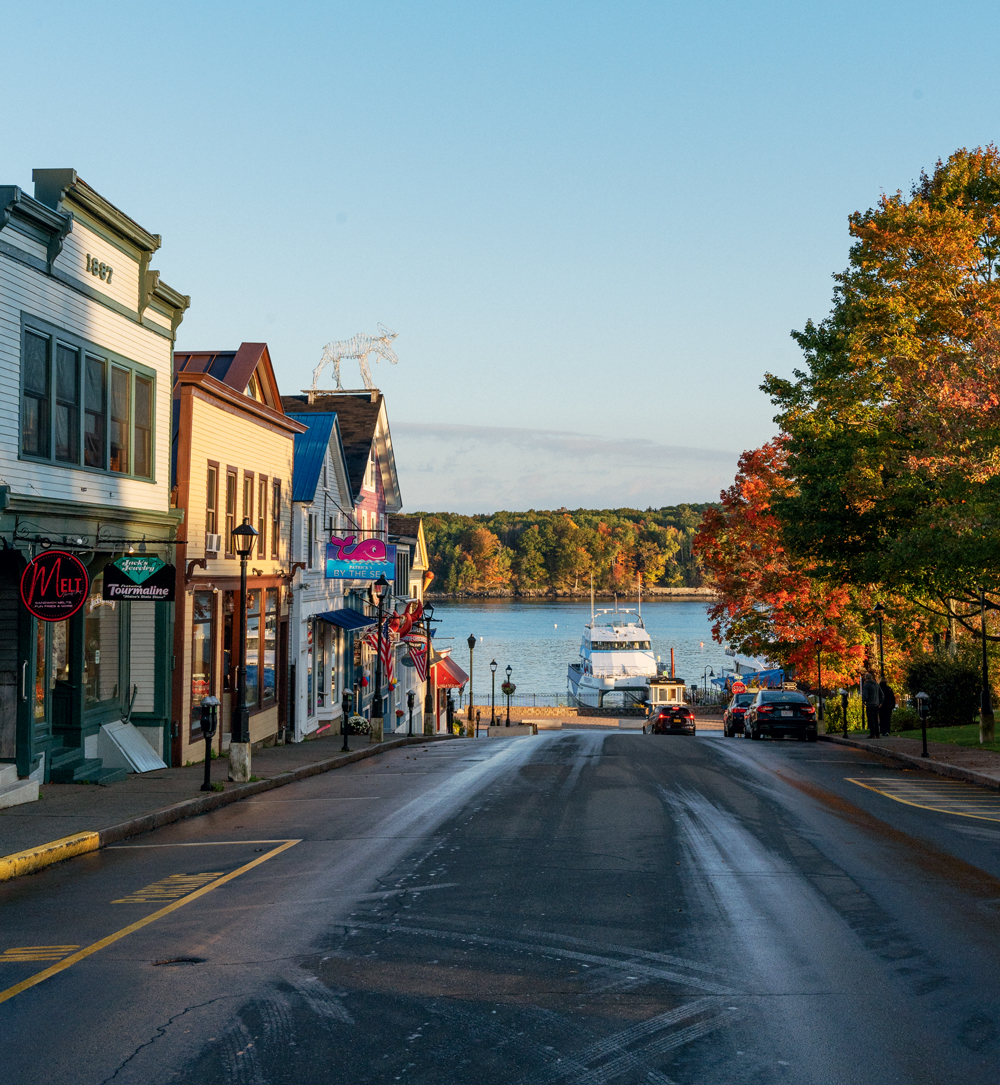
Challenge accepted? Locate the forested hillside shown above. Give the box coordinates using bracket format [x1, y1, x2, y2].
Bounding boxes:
[415, 506, 714, 595]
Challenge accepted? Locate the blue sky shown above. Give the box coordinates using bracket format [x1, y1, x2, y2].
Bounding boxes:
[4, 1, 999, 511]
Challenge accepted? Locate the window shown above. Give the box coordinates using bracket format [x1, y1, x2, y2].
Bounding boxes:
[307, 513, 316, 569]
[262, 589, 277, 705]
[225, 470, 237, 556]
[271, 480, 281, 559]
[257, 476, 267, 558]
[363, 444, 376, 489]
[84, 576, 119, 707]
[243, 472, 254, 528]
[245, 590, 260, 708]
[21, 319, 155, 478]
[206, 465, 219, 535]
[191, 591, 215, 735]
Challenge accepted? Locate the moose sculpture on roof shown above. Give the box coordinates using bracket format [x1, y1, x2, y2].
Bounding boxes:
[311, 324, 399, 391]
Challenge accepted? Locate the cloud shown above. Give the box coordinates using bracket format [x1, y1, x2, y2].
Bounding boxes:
[390, 421, 739, 513]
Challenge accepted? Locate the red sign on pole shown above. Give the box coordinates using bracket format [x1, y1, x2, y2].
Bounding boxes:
[20, 551, 90, 622]
[731, 681, 747, 694]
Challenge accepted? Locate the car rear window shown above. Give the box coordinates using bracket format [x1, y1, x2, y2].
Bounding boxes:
[760, 690, 809, 703]
[735, 694, 754, 705]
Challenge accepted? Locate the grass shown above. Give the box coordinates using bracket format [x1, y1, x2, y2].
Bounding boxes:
[893, 723, 1000, 754]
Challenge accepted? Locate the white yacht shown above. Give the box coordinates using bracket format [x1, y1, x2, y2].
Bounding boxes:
[567, 608, 660, 709]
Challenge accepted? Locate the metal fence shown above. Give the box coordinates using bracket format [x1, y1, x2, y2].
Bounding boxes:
[455, 692, 570, 709]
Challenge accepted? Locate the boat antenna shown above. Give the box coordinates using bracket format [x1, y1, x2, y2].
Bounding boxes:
[590, 572, 594, 624]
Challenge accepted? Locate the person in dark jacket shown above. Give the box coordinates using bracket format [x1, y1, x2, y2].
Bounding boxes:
[861, 673, 883, 737]
[878, 679, 896, 736]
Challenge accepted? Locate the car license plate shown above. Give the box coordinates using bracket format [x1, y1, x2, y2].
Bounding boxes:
[780, 710, 792, 717]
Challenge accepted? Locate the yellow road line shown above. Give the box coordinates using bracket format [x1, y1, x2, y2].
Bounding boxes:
[847, 778, 1000, 822]
[0, 839, 299, 1005]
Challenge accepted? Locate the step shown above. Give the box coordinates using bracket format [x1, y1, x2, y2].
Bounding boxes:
[0, 763, 18, 788]
[0, 776, 39, 809]
[50, 757, 125, 785]
[49, 746, 85, 772]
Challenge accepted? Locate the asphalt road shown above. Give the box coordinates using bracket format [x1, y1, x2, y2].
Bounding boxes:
[2, 730, 999, 1085]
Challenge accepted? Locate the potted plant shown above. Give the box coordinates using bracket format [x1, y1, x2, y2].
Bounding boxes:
[501, 681, 516, 697]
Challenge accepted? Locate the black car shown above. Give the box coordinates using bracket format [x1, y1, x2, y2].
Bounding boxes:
[645, 704, 696, 735]
[723, 692, 756, 737]
[746, 689, 817, 741]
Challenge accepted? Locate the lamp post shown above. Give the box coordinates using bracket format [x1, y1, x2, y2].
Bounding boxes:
[407, 688, 415, 736]
[916, 691, 930, 758]
[872, 603, 886, 683]
[814, 639, 824, 723]
[980, 588, 995, 744]
[490, 659, 497, 726]
[505, 664, 512, 726]
[229, 518, 258, 783]
[372, 573, 390, 733]
[702, 666, 714, 700]
[341, 689, 353, 752]
[838, 688, 848, 737]
[467, 633, 476, 729]
[199, 696, 219, 792]
[422, 602, 435, 733]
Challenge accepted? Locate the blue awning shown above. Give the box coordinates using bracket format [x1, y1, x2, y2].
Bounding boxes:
[315, 609, 375, 631]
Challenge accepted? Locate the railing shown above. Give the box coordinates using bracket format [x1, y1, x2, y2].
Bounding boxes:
[455, 692, 571, 709]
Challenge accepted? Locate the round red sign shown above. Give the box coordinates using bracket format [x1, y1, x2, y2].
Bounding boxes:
[731, 680, 747, 694]
[20, 551, 90, 622]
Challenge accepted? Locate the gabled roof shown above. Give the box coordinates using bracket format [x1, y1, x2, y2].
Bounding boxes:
[286, 412, 351, 504]
[388, 515, 421, 538]
[175, 343, 281, 410]
[280, 391, 401, 510]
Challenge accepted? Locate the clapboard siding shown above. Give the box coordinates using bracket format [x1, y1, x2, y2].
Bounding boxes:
[55, 219, 141, 313]
[129, 604, 157, 712]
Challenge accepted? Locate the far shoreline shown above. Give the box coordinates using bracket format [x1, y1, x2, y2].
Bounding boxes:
[426, 587, 717, 601]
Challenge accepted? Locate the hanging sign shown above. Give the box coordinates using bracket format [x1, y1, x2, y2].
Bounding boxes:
[325, 534, 396, 581]
[102, 555, 176, 601]
[20, 550, 90, 621]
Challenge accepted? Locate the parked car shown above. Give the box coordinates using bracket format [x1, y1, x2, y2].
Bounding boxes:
[723, 692, 756, 737]
[746, 689, 817, 741]
[645, 704, 696, 736]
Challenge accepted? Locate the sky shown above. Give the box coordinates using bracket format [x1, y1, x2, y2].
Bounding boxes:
[4, 1, 1000, 512]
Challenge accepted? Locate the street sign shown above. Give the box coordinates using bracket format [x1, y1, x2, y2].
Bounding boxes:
[20, 551, 89, 621]
[732, 681, 746, 694]
[102, 556, 176, 601]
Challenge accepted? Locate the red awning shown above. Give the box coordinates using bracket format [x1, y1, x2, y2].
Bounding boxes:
[430, 654, 469, 689]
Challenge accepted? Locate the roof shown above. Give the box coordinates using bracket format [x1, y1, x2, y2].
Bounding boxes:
[431, 654, 469, 689]
[388, 515, 421, 539]
[286, 413, 339, 503]
[175, 343, 279, 407]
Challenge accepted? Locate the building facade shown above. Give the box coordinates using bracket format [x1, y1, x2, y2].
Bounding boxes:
[171, 344, 304, 767]
[0, 170, 188, 798]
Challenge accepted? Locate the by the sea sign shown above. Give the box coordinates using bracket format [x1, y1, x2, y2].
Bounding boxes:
[102, 555, 176, 601]
[325, 534, 396, 581]
[20, 551, 90, 621]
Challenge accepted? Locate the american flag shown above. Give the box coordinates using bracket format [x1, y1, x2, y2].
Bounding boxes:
[404, 634, 428, 681]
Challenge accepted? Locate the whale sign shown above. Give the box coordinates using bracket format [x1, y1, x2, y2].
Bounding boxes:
[325, 535, 397, 581]
[102, 555, 176, 601]
[20, 551, 90, 621]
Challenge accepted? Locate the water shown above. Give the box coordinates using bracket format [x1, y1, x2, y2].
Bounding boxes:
[430, 598, 729, 706]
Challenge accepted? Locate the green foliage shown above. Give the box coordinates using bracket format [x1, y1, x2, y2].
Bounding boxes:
[891, 706, 920, 731]
[210, 781, 225, 792]
[416, 505, 714, 593]
[905, 651, 983, 726]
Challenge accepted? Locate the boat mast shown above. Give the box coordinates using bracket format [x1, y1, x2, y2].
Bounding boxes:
[590, 573, 594, 624]
[638, 572, 642, 618]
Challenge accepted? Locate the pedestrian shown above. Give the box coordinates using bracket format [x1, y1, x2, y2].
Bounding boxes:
[861, 672, 883, 737]
[878, 678, 896, 737]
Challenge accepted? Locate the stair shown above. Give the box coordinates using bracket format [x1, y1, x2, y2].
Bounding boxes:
[48, 747, 127, 786]
[0, 763, 39, 809]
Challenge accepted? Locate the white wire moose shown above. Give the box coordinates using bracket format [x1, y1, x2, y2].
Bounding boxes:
[311, 323, 399, 391]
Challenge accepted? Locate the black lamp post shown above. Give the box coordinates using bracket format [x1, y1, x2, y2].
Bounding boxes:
[407, 688, 415, 736]
[838, 688, 848, 737]
[230, 518, 258, 780]
[490, 659, 497, 726]
[814, 639, 824, 723]
[341, 689, 353, 752]
[199, 696, 219, 792]
[467, 633, 476, 728]
[873, 603, 886, 681]
[422, 603, 435, 730]
[916, 691, 930, 758]
[372, 573, 390, 724]
[980, 588, 995, 743]
[505, 664, 512, 726]
[702, 666, 714, 700]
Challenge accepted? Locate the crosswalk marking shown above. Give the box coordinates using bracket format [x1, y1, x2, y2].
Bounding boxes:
[113, 872, 225, 904]
[847, 776, 1000, 822]
[1, 946, 80, 962]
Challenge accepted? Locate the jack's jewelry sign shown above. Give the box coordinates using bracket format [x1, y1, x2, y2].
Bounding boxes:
[325, 535, 396, 580]
[102, 555, 176, 601]
[20, 551, 90, 621]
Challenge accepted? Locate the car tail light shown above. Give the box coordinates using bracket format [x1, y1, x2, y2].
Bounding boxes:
[757, 705, 772, 714]
[802, 705, 815, 715]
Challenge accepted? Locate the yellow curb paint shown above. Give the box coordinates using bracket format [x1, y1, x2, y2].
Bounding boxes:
[847, 778, 1000, 822]
[0, 832, 100, 882]
[0, 839, 300, 1005]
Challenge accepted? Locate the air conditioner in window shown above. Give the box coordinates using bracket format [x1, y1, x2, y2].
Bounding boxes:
[205, 533, 223, 554]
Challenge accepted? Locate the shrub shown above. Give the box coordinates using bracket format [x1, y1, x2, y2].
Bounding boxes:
[905, 652, 982, 727]
[890, 705, 919, 732]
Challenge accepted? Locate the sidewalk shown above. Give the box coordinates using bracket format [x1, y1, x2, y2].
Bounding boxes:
[821, 732, 1000, 789]
[0, 731, 448, 877]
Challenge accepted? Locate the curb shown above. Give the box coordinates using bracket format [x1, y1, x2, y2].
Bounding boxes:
[819, 733, 1000, 791]
[1, 734, 453, 882]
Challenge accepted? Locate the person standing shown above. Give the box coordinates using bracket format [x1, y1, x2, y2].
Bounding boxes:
[861, 673, 883, 737]
[878, 679, 896, 737]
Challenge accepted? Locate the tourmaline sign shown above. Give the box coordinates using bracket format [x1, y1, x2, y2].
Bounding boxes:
[102, 555, 176, 601]
[20, 550, 90, 621]
[325, 534, 396, 580]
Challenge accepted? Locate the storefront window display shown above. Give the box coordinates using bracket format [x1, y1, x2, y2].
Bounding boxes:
[245, 590, 260, 708]
[191, 591, 215, 733]
[263, 589, 277, 705]
[84, 573, 119, 707]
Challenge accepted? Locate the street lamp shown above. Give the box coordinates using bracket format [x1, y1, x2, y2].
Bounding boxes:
[916, 691, 930, 758]
[407, 688, 415, 736]
[229, 518, 258, 782]
[467, 633, 477, 730]
[490, 659, 497, 726]
[980, 588, 995, 744]
[814, 639, 824, 723]
[341, 688, 353, 752]
[372, 572, 390, 727]
[505, 664, 513, 726]
[199, 696, 219, 792]
[702, 666, 714, 699]
[873, 603, 886, 681]
[422, 603, 435, 731]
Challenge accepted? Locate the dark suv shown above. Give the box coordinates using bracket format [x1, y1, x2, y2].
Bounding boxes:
[746, 689, 817, 741]
[645, 704, 696, 736]
[723, 692, 755, 737]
